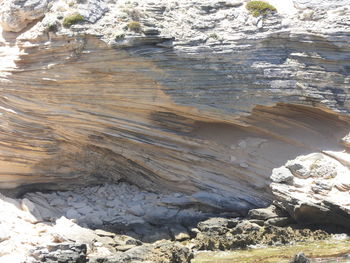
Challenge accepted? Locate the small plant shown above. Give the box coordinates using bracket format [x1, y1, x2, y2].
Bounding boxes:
[47, 22, 58, 32]
[63, 13, 84, 28]
[115, 32, 125, 40]
[127, 21, 141, 33]
[246, 1, 277, 17]
[209, 33, 219, 40]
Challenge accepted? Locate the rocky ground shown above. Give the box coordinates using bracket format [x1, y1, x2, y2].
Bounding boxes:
[0, 183, 348, 263]
[0, 152, 349, 263]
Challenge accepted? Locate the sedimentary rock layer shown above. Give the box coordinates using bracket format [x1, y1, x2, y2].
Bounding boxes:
[0, 0, 349, 213]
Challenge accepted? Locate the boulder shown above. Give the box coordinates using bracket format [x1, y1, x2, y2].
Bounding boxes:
[169, 225, 191, 241]
[271, 153, 350, 229]
[291, 252, 310, 263]
[197, 218, 238, 234]
[248, 205, 288, 220]
[30, 243, 88, 263]
[0, 0, 50, 32]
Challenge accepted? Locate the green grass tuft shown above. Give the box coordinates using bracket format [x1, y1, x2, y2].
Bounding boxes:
[127, 21, 141, 33]
[63, 13, 84, 28]
[128, 21, 141, 33]
[246, 1, 277, 17]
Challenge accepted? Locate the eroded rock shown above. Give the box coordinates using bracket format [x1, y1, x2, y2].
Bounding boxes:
[30, 243, 88, 263]
[291, 252, 311, 263]
[0, 0, 348, 218]
[248, 205, 288, 220]
[271, 152, 350, 229]
[0, 0, 50, 32]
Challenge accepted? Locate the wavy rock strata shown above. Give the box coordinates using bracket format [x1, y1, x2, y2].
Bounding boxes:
[0, 0, 349, 215]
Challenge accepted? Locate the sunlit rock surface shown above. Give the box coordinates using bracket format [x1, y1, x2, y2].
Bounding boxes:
[271, 152, 350, 229]
[0, 0, 349, 214]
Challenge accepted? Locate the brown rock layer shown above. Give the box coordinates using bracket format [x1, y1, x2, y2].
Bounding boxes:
[0, 27, 349, 212]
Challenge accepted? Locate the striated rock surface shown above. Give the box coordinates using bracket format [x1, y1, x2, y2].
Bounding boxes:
[271, 152, 350, 229]
[0, 0, 349, 215]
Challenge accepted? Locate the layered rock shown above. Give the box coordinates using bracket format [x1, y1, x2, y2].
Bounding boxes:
[271, 152, 350, 229]
[0, 0, 349, 215]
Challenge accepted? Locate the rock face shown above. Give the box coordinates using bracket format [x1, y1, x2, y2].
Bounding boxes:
[0, 0, 349, 215]
[271, 152, 350, 229]
[0, 0, 50, 32]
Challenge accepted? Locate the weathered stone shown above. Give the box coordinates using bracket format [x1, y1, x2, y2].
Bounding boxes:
[169, 225, 191, 241]
[271, 153, 350, 229]
[248, 205, 288, 220]
[271, 167, 294, 184]
[0, 0, 50, 32]
[232, 220, 261, 234]
[30, 243, 88, 263]
[115, 244, 136, 252]
[194, 223, 330, 250]
[95, 229, 116, 238]
[66, 209, 81, 220]
[286, 162, 310, 179]
[95, 236, 115, 246]
[113, 235, 143, 246]
[52, 217, 98, 245]
[197, 218, 238, 234]
[291, 252, 311, 263]
[265, 217, 295, 227]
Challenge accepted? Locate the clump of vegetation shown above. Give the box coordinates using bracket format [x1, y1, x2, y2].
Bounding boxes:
[246, 1, 277, 17]
[127, 21, 141, 33]
[62, 13, 84, 28]
[209, 33, 219, 40]
[115, 32, 126, 40]
[46, 22, 58, 32]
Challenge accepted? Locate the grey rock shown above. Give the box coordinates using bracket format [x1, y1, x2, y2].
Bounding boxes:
[115, 244, 136, 252]
[50, 198, 66, 207]
[95, 236, 115, 246]
[76, 205, 94, 215]
[105, 200, 115, 208]
[0, 0, 50, 32]
[127, 204, 145, 217]
[232, 220, 261, 234]
[271, 153, 350, 230]
[66, 209, 81, 219]
[52, 217, 98, 245]
[291, 252, 311, 263]
[30, 243, 87, 263]
[169, 225, 191, 241]
[95, 229, 115, 237]
[271, 167, 294, 184]
[286, 162, 310, 179]
[113, 235, 143, 246]
[140, 227, 172, 243]
[265, 217, 295, 227]
[197, 217, 238, 234]
[72, 202, 87, 209]
[248, 205, 288, 220]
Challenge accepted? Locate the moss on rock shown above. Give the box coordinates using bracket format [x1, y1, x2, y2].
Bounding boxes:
[63, 13, 84, 28]
[246, 1, 277, 17]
